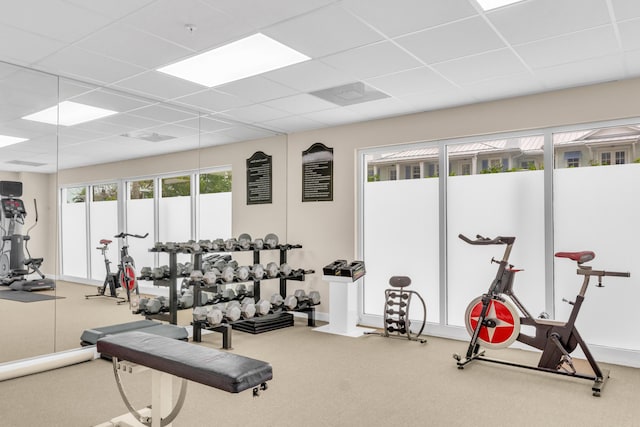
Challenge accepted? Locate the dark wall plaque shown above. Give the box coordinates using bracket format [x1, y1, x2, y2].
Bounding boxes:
[302, 142, 333, 202]
[246, 151, 272, 205]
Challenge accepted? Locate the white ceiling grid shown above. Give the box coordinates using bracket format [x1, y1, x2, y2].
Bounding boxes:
[0, 0, 638, 171]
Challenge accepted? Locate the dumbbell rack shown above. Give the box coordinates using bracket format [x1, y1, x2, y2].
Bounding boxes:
[141, 243, 315, 346]
[193, 243, 315, 338]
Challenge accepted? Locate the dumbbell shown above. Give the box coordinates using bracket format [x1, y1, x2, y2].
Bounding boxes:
[235, 283, 249, 298]
[145, 297, 165, 314]
[136, 297, 150, 313]
[236, 265, 250, 281]
[251, 264, 265, 280]
[178, 289, 194, 309]
[218, 301, 241, 322]
[221, 288, 238, 301]
[193, 306, 209, 322]
[271, 293, 297, 310]
[279, 263, 292, 277]
[206, 306, 224, 326]
[224, 238, 238, 251]
[255, 299, 271, 316]
[253, 238, 264, 250]
[197, 239, 212, 251]
[139, 267, 153, 279]
[292, 289, 321, 308]
[283, 294, 298, 310]
[220, 265, 235, 283]
[240, 297, 256, 319]
[265, 262, 279, 278]
[211, 238, 224, 251]
[200, 290, 216, 305]
[238, 233, 252, 250]
[264, 233, 279, 249]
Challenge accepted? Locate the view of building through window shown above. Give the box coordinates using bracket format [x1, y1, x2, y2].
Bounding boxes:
[366, 124, 640, 181]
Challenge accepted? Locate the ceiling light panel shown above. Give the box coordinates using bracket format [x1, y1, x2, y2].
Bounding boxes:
[157, 33, 310, 87]
[0, 135, 28, 148]
[477, 0, 524, 11]
[22, 101, 118, 126]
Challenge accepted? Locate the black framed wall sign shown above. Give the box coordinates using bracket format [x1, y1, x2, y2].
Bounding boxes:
[302, 142, 333, 202]
[246, 151, 272, 205]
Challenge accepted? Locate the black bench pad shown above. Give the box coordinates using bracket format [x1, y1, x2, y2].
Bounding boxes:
[97, 331, 272, 393]
[81, 320, 188, 345]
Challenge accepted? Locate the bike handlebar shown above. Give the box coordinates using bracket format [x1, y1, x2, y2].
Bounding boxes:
[114, 232, 149, 239]
[579, 269, 631, 278]
[458, 234, 516, 245]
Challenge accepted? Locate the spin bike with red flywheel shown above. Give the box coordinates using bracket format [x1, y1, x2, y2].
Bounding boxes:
[452, 234, 630, 396]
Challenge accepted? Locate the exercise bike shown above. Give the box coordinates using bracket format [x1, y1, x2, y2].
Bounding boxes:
[452, 234, 630, 396]
[86, 232, 147, 304]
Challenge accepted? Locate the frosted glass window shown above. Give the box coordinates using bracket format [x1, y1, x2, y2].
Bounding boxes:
[61, 187, 87, 278]
[446, 137, 545, 327]
[159, 176, 191, 243]
[553, 126, 640, 350]
[199, 171, 232, 240]
[89, 183, 118, 280]
[126, 180, 155, 271]
[363, 151, 440, 323]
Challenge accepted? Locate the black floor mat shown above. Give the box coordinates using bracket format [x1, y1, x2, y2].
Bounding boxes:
[0, 290, 63, 302]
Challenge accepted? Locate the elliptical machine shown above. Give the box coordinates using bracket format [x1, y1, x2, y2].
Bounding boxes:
[0, 181, 55, 291]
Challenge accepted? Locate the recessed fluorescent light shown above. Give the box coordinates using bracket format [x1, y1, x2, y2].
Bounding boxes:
[157, 33, 310, 87]
[476, 0, 524, 11]
[0, 135, 28, 148]
[22, 101, 118, 126]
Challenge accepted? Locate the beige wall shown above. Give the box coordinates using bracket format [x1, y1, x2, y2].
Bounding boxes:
[49, 76, 640, 315]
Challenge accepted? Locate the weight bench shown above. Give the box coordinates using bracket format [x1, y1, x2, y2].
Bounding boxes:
[97, 331, 272, 427]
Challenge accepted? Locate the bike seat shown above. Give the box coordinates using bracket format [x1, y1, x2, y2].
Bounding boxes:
[100, 239, 112, 245]
[554, 251, 595, 264]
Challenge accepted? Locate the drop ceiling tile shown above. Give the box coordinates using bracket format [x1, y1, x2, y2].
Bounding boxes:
[618, 18, 640, 51]
[199, 116, 235, 132]
[396, 16, 505, 64]
[0, 0, 112, 43]
[343, 0, 477, 38]
[462, 73, 544, 101]
[69, 88, 152, 113]
[100, 113, 165, 130]
[515, 26, 619, 69]
[36, 46, 147, 85]
[113, 71, 205, 101]
[0, 24, 66, 66]
[260, 115, 325, 133]
[199, 131, 238, 147]
[63, 0, 155, 19]
[216, 76, 299, 103]
[221, 125, 279, 141]
[432, 49, 529, 85]
[321, 41, 422, 80]
[264, 60, 354, 92]
[223, 104, 291, 123]
[345, 97, 414, 118]
[533, 54, 626, 90]
[610, 0, 640, 21]
[263, 93, 336, 114]
[400, 86, 475, 111]
[263, 4, 383, 58]
[75, 22, 194, 69]
[302, 107, 366, 126]
[365, 66, 458, 97]
[488, 0, 611, 45]
[172, 89, 252, 112]
[142, 123, 200, 139]
[128, 105, 199, 123]
[73, 118, 138, 136]
[205, 0, 337, 32]
[120, 0, 252, 52]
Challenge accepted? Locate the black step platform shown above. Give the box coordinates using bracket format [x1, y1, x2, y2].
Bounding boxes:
[81, 319, 188, 347]
[232, 312, 294, 334]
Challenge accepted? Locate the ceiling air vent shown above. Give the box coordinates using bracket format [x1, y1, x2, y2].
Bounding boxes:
[6, 160, 47, 167]
[121, 131, 176, 142]
[310, 82, 389, 106]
